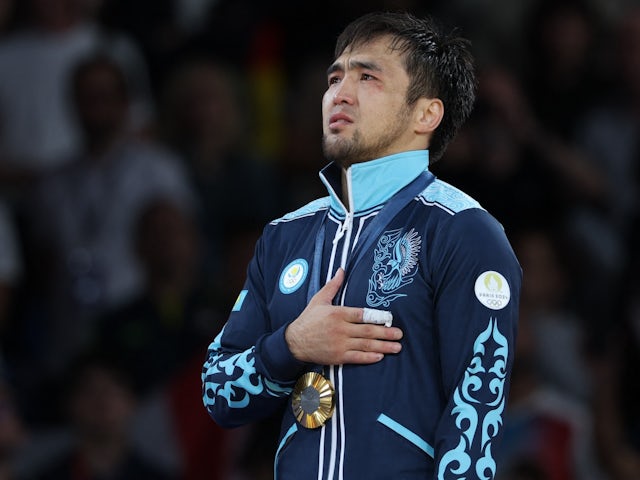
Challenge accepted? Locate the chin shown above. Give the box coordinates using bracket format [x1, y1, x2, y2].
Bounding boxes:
[323, 136, 357, 165]
[322, 145, 348, 167]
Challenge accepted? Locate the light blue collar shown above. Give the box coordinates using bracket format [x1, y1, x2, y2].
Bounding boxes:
[319, 150, 430, 215]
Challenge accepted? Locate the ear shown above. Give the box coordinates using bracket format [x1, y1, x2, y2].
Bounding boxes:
[414, 98, 444, 135]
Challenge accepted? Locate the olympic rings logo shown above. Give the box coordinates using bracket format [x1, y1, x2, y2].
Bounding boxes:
[474, 270, 511, 311]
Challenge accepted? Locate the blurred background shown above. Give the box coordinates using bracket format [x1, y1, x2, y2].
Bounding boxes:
[0, 0, 638, 478]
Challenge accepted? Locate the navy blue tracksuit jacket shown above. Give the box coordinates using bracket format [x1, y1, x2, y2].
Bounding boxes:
[202, 149, 522, 479]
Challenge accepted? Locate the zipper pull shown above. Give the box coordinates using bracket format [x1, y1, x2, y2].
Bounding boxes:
[333, 211, 353, 245]
[344, 211, 353, 235]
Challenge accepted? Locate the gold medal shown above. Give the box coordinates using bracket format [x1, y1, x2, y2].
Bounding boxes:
[291, 372, 335, 428]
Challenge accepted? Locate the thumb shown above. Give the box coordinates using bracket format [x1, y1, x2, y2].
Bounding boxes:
[311, 268, 344, 305]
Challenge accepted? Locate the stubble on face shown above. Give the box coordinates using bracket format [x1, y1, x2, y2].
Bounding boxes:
[322, 101, 413, 169]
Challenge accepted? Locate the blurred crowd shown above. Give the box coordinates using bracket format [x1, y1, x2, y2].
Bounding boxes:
[0, 0, 638, 479]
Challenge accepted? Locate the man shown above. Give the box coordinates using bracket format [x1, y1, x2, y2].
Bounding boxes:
[202, 11, 521, 479]
[0, 0, 153, 182]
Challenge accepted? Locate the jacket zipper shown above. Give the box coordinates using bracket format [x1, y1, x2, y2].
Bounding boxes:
[326, 168, 355, 480]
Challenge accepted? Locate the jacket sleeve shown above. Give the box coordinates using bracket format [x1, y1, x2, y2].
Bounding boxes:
[429, 208, 522, 479]
[201, 232, 308, 428]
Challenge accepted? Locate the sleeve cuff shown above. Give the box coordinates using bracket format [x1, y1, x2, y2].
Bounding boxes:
[255, 323, 309, 384]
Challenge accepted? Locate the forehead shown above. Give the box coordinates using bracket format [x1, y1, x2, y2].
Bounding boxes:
[334, 35, 406, 68]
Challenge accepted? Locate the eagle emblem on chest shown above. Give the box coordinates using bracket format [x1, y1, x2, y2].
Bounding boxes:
[366, 228, 421, 307]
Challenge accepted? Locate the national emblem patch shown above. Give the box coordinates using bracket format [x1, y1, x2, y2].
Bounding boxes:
[279, 259, 309, 294]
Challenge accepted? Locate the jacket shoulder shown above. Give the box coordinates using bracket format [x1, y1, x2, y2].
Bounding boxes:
[270, 197, 330, 225]
[418, 178, 483, 215]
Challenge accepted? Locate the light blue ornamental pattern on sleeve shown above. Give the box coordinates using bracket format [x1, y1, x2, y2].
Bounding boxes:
[418, 179, 483, 215]
[202, 328, 292, 410]
[438, 318, 508, 480]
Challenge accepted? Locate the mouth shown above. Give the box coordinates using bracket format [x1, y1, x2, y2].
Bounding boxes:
[328, 112, 353, 130]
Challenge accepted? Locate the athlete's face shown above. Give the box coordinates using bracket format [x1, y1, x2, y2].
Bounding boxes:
[321, 35, 417, 168]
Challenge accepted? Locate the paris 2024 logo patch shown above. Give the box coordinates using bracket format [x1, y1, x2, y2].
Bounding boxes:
[367, 228, 421, 308]
[474, 270, 511, 310]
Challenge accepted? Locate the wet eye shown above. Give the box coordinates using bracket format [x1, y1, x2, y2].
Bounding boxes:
[328, 76, 341, 85]
[361, 73, 375, 81]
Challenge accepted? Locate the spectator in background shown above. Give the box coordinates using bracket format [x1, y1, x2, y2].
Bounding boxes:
[97, 0, 221, 97]
[567, 6, 640, 344]
[434, 64, 603, 235]
[436, 0, 611, 230]
[157, 56, 284, 280]
[94, 199, 238, 480]
[512, 228, 592, 403]
[94, 198, 219, 397]
[22, 53, 195, 385]
[277, 55, 332, 211]
[0, 375, 76, 480]
[521, 0, 607, 140]
[497, 227, 604, 480]
[590, 217, 640, 480]
[0, 0, 154, 193]
[30, 351, 177, 480]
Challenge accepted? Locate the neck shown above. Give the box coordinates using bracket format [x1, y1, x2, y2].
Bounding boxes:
[320, 150, 431, 216]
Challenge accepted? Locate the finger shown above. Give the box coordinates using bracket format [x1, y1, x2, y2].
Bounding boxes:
[346, 337, 402, 355]
[343, 322, 404, 341]
[343, 351, 385, 364]
[311, 268, 344, 305]
[339, 305, 366, 324]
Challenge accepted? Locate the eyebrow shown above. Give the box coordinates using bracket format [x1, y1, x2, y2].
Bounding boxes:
[326, 59, 383, 77]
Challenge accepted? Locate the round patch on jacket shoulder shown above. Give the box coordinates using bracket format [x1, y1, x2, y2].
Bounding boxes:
[279, 259, 309, 294]
[474, 271, 511, 310]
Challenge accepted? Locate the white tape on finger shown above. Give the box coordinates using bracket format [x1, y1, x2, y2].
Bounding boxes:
[362, 308, 393, 327]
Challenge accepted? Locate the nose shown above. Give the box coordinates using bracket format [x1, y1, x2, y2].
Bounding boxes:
[332, 77, 355, 105]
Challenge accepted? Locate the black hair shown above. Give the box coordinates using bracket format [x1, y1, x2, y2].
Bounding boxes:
[334, 11, 476, 162]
